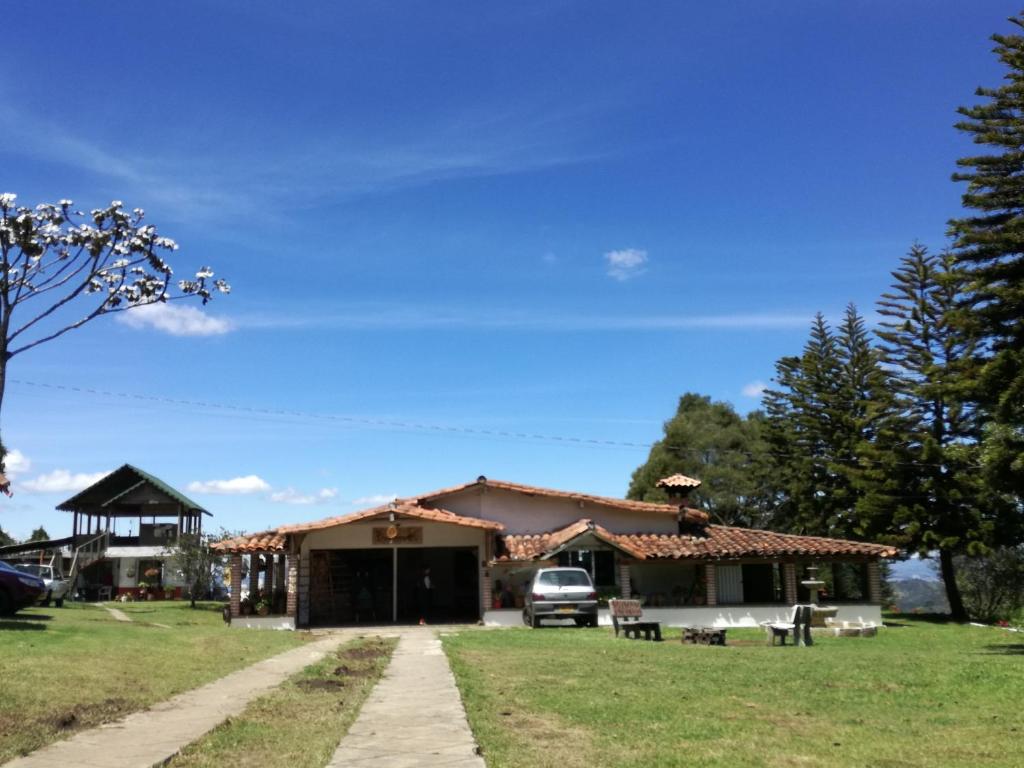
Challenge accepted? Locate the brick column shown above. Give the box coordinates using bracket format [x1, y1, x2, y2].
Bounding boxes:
[783, 562, 798, 605]
[298, 555, 310, 626]
[248, 553, 260, 599]
[867, 560, 882, 604]
[229, 554, 242, 618]
[285, 555, 299, 618]
[618, 562, 632, 599]
[481, 567, 492, 615]
[704, 564, 717, 607]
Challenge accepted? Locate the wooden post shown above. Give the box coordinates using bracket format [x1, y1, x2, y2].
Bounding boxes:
[867, 560, 882, 604]
[229, 554, 242, 618]
[248, 553, 260, 599]
[783, 562, 798, 605]
[618, 561, 632, 599]
[264, 555, 275, 602]
[705, 564, 718, 607]
[275, 554, 286, 597]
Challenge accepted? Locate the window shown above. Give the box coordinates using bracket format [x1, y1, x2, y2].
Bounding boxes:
[537, 570, 592, 587]
[556, 550, 616, 587]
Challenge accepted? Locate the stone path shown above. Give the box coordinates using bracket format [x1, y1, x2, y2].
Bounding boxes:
[4, 633, 349, 768]
[328, 628, 485, 767]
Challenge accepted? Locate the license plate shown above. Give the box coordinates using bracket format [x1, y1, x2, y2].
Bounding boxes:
[557, 605, 575, 613]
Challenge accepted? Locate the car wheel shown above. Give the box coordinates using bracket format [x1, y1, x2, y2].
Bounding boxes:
[0, 588, 13, 617]
[531, 611, 542, 629]
[588, 616, 599, 628]
[42, 591, 52, 608]
[55, 597, 64, 608]
[522, 608, 531, 627]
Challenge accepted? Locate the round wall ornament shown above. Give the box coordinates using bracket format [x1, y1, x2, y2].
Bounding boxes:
[386, 524, 399, 539]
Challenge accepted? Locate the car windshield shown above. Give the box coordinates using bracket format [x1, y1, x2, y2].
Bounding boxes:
[14, 564, 47, 578]
[537, 570, 591, 587]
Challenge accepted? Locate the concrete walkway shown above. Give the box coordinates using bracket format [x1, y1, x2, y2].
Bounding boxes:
[4, 633, 349, 768]
[328, 628, 485, 768]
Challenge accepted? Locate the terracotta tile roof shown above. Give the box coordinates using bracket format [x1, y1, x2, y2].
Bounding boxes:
[616, 526, 898, 560]
[495, 518, 647, 562]
[494, 520, 897, 563]
[279, 502, 504, 534]
[212, 530, 287, 554]
[415, 477, 708, 523]
[656, 474, 703, 490]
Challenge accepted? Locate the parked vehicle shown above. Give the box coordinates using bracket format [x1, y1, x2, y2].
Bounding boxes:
[13, 563, 70, 607]
[0, 560, 46, 616]
[522, 567, 599, 628]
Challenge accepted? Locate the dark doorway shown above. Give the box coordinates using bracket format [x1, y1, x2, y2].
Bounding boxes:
[309, 549, 392, 626]
[397, 547, 479, 623]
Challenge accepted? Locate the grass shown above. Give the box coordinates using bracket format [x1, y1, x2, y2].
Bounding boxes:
[444, 617, 1024, 768]
[0, 601, 308, 763]
[166, 635, 397, 768]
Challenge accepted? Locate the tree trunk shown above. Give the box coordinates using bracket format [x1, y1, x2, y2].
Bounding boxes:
[939, 548, 968, 622]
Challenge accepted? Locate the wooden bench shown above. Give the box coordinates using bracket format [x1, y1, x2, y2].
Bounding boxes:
[681, 626, 727, 645]
[608, 598, 662, 641]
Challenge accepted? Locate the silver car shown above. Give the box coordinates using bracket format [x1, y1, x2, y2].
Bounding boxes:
[522, 567, 599, 628]
[13, 564, 70, 607]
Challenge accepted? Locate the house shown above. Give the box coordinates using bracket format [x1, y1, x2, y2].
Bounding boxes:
[26, 465, 210, 600]
[214, 474, 896, 629]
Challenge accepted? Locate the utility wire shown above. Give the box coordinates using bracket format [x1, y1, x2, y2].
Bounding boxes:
[9, 377, 981, 470]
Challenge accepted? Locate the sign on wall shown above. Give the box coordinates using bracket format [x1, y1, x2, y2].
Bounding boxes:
[372, 526, 423, 545]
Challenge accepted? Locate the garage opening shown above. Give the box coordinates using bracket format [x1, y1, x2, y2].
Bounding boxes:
[307, 546, 479, 626]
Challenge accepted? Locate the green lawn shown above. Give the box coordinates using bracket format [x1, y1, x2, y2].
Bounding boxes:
[167, 636, 397, 768]
[444, 618, 1024, 768]
[0, 602, 308, 763]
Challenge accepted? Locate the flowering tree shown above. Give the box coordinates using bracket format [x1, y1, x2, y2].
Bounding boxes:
[0, 193, 229, 474]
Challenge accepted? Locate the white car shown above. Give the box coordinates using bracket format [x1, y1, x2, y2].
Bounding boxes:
[13, 564, 70, 607]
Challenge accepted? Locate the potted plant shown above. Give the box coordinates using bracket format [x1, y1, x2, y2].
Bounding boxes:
[137, 580, 149, 600]
[255, 596, 270, 616]
[240, 597, 253, 616]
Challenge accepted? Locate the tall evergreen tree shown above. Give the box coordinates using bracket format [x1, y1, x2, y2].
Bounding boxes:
[876, 244, 1002, 620]
[764, 308, 895, 540]
[627, 393, 772, 527]
[949, 13, 1024, 497]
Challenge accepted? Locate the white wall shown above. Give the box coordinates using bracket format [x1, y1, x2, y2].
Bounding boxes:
[483, 603, 883, 629]
[438, 486, 678, 535]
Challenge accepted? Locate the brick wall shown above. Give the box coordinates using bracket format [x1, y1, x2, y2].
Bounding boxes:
[229, 554, 242, 618]
[704, 564, 717, 606]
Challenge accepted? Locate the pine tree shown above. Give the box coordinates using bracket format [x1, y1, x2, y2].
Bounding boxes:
[876, 244, 1002, 620]
[763, 313, 845, 536]
[949, 13, 1024, 497]
[764, 309, 896, 541]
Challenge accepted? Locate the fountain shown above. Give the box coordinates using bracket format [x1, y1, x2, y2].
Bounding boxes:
[801, 565, 839, 632]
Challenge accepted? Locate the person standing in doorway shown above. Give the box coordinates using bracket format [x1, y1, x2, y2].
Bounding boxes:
[418, 567, 433, 624]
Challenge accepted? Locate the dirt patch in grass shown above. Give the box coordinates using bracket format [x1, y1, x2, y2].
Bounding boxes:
[44, 698, 133, 733]
[296, 679, 346, 692]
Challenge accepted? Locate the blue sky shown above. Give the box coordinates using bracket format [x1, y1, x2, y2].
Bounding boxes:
[0, 1, 1013, 540]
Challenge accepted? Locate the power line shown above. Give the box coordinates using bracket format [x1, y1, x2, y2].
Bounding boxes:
[8, 377, 980, 470]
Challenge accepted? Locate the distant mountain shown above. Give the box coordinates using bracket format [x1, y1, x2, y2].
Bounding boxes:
[888, 556, 941, 582]
[891, 578, 950, 614]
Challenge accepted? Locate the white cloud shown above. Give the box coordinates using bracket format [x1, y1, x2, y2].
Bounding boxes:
[604, 248, 648, 281]
[4, 449, 31, 478]
[187, 475, 270, 495]
[118, 303, 233, 337]
[742, 380, 768, 398]
[351, 493, 398, 507]
[269, 487, 339, 505]
[21, 469, 111, 494]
